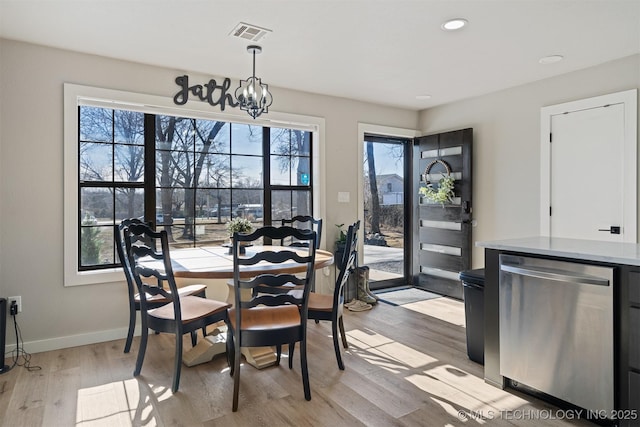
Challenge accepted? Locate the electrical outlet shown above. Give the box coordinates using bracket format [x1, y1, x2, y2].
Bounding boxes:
[8, 296, 21, 313]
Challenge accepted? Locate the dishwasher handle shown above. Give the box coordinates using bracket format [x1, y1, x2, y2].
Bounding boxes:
[500, 264, 610, 286]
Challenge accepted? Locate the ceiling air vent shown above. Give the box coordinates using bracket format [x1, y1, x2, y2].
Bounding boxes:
[229, 22, 272, 42]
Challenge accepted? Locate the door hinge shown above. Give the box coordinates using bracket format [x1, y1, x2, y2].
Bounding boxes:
[549, 206, 552, 216]
[549, 133, 552, 143]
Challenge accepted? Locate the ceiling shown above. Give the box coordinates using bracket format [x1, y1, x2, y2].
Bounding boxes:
[1, 0, 639, 111]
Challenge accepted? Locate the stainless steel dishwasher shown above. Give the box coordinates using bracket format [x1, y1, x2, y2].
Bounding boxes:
[499, 254, 614, 413]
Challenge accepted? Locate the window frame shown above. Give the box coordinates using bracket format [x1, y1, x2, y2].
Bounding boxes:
[64, 83, 325, 286]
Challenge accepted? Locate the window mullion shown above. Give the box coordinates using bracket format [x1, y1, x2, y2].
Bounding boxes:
[144, 114, 156, 224]
[263, 127, 272, 225]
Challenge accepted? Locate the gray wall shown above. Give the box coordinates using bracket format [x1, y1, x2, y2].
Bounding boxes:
[419, 54, 640, 267]
[1, 37, 638, 352]
[0, 38, 417, 352]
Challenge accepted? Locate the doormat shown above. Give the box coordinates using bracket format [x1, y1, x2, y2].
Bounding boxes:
[376, 288, 441, 306]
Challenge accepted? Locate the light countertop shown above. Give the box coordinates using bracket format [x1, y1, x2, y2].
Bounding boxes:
[477, 236, 640, 266]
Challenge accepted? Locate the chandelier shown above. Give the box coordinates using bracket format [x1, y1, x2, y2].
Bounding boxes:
[235, 45, 273, 119]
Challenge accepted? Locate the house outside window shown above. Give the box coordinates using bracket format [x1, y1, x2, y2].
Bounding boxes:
[377, 174, 404, 205]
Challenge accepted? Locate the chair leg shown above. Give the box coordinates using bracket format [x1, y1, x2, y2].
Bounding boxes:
[190, 330, 198, 347]
[275, 344, 282, 365]
[338, 315, 349, 349]
[197, 291, 208, 339]
[172, 331, 183, 393]
[226, 330, 234, 376]
[300, 337, 311, 401]
[133, 322, 148, 376]
[124, 305, 137, 353]
[288, 343, 295, 369]
[232, 338, 242, 411]
[332, 319, 345, 370]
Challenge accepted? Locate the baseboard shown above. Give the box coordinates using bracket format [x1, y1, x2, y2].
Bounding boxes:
[4, 326, 138, 354]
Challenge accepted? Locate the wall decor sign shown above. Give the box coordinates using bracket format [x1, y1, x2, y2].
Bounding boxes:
[173, 75, 239, 111]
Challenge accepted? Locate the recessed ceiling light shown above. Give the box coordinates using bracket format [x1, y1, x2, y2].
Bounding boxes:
[539, 55, 564, 64]
[441, 18, 468, 31]
[416, 95, 432, 100]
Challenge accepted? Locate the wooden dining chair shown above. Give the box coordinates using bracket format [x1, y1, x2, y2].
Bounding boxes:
[115, 218, 208, 354]
[227, 226, 317, 411]
[124, 222, 230, 393]
[281, 215, 323, 249]
[291, 220, 360, 370]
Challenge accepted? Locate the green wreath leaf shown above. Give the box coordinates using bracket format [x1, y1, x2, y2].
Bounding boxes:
[419, 176, 455, 205]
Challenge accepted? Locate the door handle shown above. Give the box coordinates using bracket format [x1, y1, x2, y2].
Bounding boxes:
[500, 264, 610, 286]
[598, 226, 621, 234]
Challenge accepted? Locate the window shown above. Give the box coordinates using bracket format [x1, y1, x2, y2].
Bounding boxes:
[269, 128, 312, 221]
[152, 117, 261, 249]
[78, 109, 312, 270]
[65, 84, 323, 285]
[78, 106, 145, 269]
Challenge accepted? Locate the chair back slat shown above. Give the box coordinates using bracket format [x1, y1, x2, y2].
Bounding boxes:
[279, 216, 323, 249]
[237, 250, 314, 266]
[237, 273, 303, 290]
[115, 218, 152, 293]
[241, 273, 306, 308]
[245, 293, 303, 308]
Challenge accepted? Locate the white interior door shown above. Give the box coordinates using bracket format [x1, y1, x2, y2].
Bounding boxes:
[552, 105, 624, 241]
[540, 89, 637, 242]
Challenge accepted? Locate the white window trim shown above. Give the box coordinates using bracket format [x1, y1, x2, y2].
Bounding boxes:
[64, 83, 325, 286]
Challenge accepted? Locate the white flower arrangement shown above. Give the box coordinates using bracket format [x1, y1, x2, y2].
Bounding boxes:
[226, 217, 253, 234]
[419, 176, 455, 205]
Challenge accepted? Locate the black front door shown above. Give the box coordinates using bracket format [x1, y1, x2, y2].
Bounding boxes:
[412, 128, 473, 299]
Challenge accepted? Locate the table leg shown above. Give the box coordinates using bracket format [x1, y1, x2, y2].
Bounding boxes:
[183, 333, 226, 366]
[241, 347, 278, 369]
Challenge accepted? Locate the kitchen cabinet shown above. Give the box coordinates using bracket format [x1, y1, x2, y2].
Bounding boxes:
[479, 237, 640, 425]
[629, 272, 640, 425]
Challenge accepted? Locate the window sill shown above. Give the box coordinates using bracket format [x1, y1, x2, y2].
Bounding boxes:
[64, 266, 125, 287]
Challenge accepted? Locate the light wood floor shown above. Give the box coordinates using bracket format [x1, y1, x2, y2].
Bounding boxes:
[0, 297, 595, 426]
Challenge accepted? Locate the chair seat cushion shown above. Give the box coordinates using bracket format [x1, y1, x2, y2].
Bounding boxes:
[134, 283, 206, 303]
[149, 295, 230, 323]
[308, 292, 333, 312]
[228, 305, 301, 331]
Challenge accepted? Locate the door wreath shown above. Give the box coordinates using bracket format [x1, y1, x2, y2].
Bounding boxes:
[419, 159, 455, 205]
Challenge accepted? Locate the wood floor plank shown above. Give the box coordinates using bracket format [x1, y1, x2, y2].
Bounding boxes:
[0, 357, 19, 422]
[2, 356, 47, 427]
[2, 296, 599, 426]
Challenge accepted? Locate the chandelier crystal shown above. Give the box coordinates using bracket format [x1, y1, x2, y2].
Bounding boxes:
[235, 45, 273, 119]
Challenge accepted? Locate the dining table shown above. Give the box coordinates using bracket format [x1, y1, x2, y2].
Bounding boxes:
[142, 244, 334, 369]
[167, 244, 334, 279]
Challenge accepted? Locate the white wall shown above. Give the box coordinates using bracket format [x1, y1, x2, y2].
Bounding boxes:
[0, 38, 418, 352]
[419, 54, 640, 268]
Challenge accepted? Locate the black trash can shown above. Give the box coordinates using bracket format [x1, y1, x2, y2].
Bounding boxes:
[459, 268, 485, 365]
